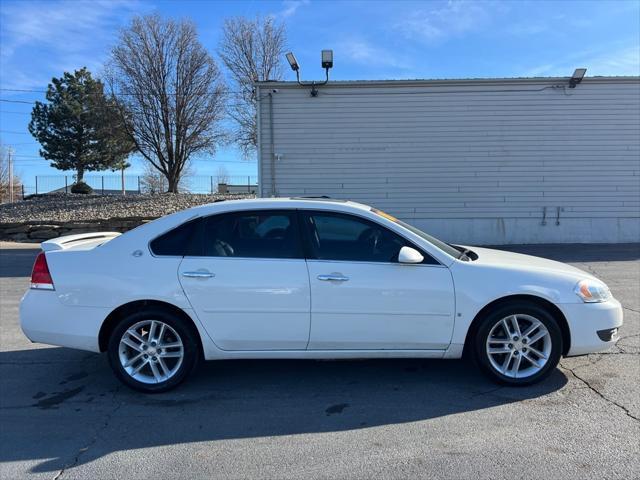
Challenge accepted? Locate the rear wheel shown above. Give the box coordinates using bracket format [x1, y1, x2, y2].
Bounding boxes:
[107, 309, 199, 393]
[474, 302, 562, 385]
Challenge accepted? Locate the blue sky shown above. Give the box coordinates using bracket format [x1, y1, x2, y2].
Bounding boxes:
[1, 0, 639, 189]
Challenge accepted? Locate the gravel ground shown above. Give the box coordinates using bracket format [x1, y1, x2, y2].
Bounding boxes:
[0, 193, 254, 223]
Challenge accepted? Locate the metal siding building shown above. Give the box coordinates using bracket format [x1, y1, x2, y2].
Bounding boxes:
[256, 77, 640, 244]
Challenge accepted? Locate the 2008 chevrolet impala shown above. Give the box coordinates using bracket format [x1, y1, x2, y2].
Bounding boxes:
[20, 198, 623, 392]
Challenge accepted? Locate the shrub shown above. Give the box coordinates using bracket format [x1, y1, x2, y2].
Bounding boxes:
[70, 181, 93, 194]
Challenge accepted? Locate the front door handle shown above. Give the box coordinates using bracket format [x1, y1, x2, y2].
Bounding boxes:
[182, 271, 215, 279]
[317, 274, 349, 282]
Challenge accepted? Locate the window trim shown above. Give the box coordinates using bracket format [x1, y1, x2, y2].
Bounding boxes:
[149, 207, 442, 266]
[297, 209, 440, 265]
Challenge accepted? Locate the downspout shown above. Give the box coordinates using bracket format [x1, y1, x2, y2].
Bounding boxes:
[268, 92, 276, 197]
[255, 84, 263, 197]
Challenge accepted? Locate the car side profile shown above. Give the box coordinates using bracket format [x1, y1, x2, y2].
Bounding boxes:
[20, 198, 623, 392]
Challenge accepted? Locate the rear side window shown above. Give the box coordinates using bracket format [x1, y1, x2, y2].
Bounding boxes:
[200, 211, 303, 259]
[150, 219, 200, 256]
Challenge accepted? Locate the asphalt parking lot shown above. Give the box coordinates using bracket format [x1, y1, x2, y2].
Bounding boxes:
[0, 242, 638, 479]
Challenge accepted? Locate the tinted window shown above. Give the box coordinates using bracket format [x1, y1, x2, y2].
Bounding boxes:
[150, 219, 200, 256]
[201, 211, 302, 259]
[302, 212, 434, 263]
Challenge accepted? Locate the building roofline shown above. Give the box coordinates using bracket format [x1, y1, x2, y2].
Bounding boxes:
[256, 76, 640, 88]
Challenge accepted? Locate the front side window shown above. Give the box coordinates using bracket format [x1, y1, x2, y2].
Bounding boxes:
[200, 211, 303, 259]
[302, 211, 436, 264]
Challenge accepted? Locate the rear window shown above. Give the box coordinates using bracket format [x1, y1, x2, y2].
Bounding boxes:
[149, 219, 200, 256]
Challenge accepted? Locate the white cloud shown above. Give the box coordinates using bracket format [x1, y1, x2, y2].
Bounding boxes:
[588, 46, 640, 76]
[336, 37, 414, 72]
[0, 0, 145, 90]
[396, 0, 491, 43]
[278, 0, 310, 19]
[524, 45, 640, 78]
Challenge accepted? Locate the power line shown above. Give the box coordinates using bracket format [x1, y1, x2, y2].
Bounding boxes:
[0, 87, 249, 95]
[0, 98, 35, 104]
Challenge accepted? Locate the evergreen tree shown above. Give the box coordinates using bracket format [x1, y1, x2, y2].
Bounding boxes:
[29, 68, 134, 182]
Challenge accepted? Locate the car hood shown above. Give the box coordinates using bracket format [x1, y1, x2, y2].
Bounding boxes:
[465, 246, 595, 280]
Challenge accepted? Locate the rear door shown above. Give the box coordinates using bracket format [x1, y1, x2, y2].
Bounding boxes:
[178, 210, 311, 351]
[300, 210, 455, 350]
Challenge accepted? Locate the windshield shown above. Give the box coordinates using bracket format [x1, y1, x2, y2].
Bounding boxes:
[371, 208, 463, 259]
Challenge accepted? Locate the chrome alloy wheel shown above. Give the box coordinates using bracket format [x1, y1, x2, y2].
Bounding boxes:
[118, 320, 184, 384]
[486, 314, 552, 379]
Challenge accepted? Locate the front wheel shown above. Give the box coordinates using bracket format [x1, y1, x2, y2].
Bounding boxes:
[107, 309, 200, 393]
[474, 303, 562, 386]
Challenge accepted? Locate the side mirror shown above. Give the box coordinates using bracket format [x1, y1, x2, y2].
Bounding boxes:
[398, 246, 424, 264]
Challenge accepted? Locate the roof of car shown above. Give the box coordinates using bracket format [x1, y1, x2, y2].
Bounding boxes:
[189, 197, 372, 213]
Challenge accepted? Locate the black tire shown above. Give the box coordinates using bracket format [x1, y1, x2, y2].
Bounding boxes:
[474, 302, 563, 386]
[107, 308, 200, 393]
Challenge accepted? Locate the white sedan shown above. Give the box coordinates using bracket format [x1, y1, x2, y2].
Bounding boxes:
[20, 198, 623, 392]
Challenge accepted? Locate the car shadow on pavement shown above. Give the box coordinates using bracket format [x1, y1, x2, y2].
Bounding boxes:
[0, 346, 568, 474]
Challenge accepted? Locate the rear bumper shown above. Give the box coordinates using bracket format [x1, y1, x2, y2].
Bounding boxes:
[559, 298, 624, 356]
[20, 289, 110, 353]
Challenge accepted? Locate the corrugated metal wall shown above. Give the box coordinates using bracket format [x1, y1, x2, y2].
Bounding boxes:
[257, 78, 640, 244]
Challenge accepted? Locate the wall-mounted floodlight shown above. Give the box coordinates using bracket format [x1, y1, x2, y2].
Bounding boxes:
[286, 49, 334, 97]
[286, 52, 299, 72]
[321, 50, 333, 69]
[569, 68, 587, 88]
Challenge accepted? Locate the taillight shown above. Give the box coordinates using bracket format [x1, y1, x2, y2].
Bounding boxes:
[31, 252, 54, 290]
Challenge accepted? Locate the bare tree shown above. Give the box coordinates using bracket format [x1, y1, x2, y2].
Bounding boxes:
[139, 162, 166, 194]
[0, 144, 22, 203]
[219, 16, 286, 155]
[108, 15, 226, 192]
[140, 160, 194, 194]
[215, 165, 230, 185]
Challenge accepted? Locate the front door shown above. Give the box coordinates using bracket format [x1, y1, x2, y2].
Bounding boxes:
[179, 210, 311, 351]
[300, 211, 455, 350]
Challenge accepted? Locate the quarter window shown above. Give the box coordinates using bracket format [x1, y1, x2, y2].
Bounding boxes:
[149, 219, 200, 256]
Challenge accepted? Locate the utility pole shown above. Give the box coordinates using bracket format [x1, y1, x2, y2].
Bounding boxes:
[8, 147, 14, 203]
[121, 166, 126, 196]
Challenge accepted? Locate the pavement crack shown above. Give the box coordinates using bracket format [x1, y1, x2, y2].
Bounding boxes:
[589, 350, 639, 356]
[52, 387, 122, 480]
[559, 363, 639, 423]
[622, 307, 640, 314]
[469, 386, 503, 398]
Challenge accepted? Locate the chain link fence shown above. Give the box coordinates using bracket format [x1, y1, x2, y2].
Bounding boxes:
[18, 174, 258, 197]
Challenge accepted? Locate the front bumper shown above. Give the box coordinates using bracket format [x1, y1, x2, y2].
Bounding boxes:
[20, 289, 110, 353]
[559, 298, 624, 356]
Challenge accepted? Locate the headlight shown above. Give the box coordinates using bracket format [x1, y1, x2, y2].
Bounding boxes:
[574, 279, 611, 303]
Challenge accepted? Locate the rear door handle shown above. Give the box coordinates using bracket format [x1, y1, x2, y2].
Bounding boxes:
[182, 271, 215, 279]
[317, 274, 349, 282]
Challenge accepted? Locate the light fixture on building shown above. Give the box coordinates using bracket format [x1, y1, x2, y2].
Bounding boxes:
[321, 50, 333, 69]
[569, 68, 587, 88]
[285, 49, 334, 97]
[286, 52, 299, 72]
